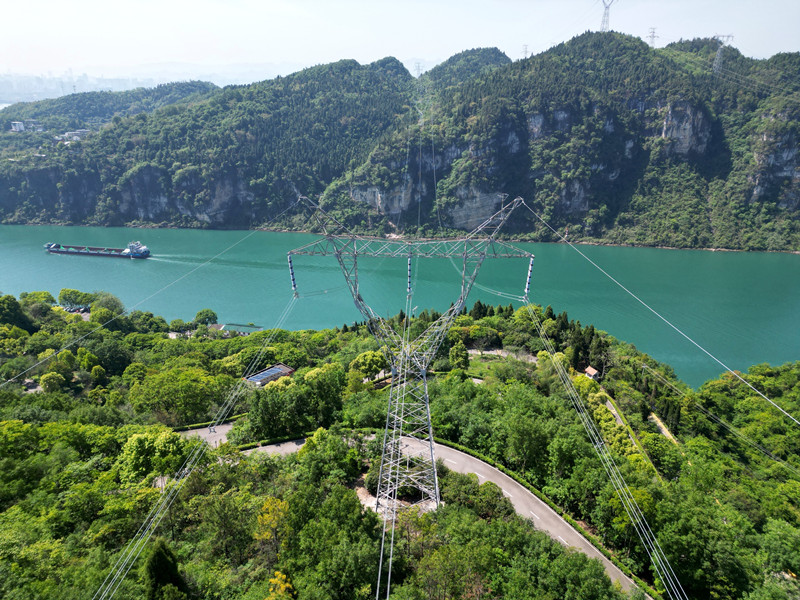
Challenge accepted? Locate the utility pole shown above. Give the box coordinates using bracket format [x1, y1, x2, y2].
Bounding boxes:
[713, 34, 734, 74]
[601, 0, 616, 33]
[288, 197, 531, 599]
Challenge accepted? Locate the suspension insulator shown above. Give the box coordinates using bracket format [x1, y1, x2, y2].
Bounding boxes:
[407, 253, 413, 296]
[287, 254, 298, 295]
[524, 256, 534, 298]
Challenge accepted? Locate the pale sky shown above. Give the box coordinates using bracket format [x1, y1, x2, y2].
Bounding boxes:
[3, 0, 798, 83]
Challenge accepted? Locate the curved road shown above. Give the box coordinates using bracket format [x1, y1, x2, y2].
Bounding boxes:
[182, 427, 639, 594]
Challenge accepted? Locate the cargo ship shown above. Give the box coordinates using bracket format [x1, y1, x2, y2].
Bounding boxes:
[44, 240, 151, 259]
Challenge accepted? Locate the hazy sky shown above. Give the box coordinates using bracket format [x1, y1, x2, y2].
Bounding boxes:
[3, 0, 798, 82]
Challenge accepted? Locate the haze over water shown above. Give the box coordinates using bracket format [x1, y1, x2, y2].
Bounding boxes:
[2, 224, 798, 388]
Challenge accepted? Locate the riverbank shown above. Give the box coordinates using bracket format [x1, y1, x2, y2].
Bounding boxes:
[3, 224, 799, 388]
[3, 219, 799, 254]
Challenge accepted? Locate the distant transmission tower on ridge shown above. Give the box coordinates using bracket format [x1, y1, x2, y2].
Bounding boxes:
[647, 27, 659, 47]
[600, 0, 616, 32]
[288, 197, 530, 598]
[713, 34, 734, 73]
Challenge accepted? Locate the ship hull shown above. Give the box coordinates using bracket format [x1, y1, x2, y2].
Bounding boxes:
[44, 243, 150, 259]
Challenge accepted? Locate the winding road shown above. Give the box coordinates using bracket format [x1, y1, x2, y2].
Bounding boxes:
[181, 426, 639, 594]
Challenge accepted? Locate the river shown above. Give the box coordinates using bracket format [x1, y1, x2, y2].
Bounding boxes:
[1, 224, 798, 388]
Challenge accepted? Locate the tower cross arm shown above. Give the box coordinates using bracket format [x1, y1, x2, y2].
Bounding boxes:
[289, 237, 530, 259]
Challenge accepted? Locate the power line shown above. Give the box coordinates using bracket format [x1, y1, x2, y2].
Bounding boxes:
[640, 364, 800, 480]
[521, 291, 688, 600]
[92, 296, 298, 599]
[520, 200, 800, 430]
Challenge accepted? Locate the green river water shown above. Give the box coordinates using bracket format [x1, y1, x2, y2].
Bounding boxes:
[1, 224, 798, 388]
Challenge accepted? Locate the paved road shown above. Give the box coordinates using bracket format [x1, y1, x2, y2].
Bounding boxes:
[404, 437, 638, 594]
[181, 426, 639, 594]
[180, 425, 307, 456]
[179, 423, 233, 447]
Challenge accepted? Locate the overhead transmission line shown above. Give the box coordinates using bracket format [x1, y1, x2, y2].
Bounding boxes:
[92, 295, 298, 600]
[640, 364, 800, 480]
[438, 198, 685, 597]
[658, 37, 800, 100]
[518, 286, 689, 600]
[519, 200, 800, 430]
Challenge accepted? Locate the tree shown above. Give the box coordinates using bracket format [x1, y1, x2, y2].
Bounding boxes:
[90, 365, 107, 386]
[92, 291, 125, 315]
[40, 371, 66, 393]
[0, 295, 34, 332]
[141, 538, 189, 600]
[118, 430, 189, 482]
[18, 291, 55, 307]
[255, 497, 291, 565]
[123, 362, 148, 387]
[348, 350, 388, 380]
[169, 318, 189, 332]
[304, 362, 346, 427]
[449, 340, 469, 370]
[58, 288, 94, 308]
[194, 308, 218, 326]
[129, 366, 229, 425]
[265, 571, 295, 599]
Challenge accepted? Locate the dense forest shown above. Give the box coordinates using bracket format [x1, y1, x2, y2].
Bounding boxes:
[1, 33, 798, 249]
[0, 288, 798, 599]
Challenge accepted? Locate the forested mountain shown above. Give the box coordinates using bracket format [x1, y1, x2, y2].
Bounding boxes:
[0, 58, 412, 227]
[0, 81, 218, 130]
[1, 34, 799, 249]
[420, 47, 511, 92]
[331, 34, 800, 248]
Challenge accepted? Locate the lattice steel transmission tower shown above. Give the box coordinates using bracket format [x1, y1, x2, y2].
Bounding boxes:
[601, 0, 616, 32]
[713, 34, 734, 74]
[647, 27, 659, 47]
[288, 197, 530, 598]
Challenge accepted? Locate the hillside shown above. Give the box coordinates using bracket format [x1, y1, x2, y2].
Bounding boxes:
[0, 289, 798, 598]
[0, 81, 218, 129]
[1, 35, 799, 249]
[0, 58, 413, 227]
[330, 33, 800, 249]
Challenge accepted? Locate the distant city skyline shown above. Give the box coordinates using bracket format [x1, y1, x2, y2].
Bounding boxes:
[3, 0, 798, 86]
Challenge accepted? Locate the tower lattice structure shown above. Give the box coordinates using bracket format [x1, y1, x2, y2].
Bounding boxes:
[288, 197, 530, 597]
[601, 0, 615, 32]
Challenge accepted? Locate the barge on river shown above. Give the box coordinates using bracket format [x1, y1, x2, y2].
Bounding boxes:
[44, 240, 151, 259]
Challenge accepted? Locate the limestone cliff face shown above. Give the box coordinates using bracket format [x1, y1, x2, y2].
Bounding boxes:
[346, 105, 647, 228]
[0, 163, 260, 227]
[116, 164, 260, 225]
[750, 125, 800, 210]
[447, 187, 504, 229]
[660, 101, 711, 156]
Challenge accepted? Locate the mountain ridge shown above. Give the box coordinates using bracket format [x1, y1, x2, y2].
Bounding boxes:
[0, 37, 798, 250]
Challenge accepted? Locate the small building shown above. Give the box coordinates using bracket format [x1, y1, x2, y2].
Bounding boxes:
[24, 119, 43, 132]
[244, 363, 295, 387]
[584, 365, 599, 381]
[209, 322, 262, 338]
[63, 129, 90, 141]
[10, 121, 24, 132]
